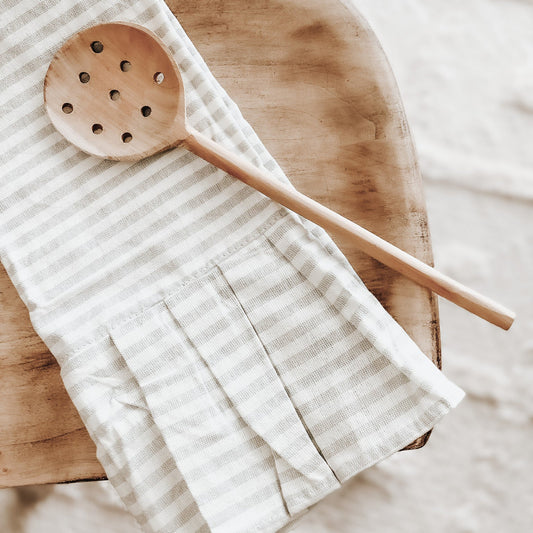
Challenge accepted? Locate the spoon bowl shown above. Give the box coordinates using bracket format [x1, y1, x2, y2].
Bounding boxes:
[44, 22, 187, 160]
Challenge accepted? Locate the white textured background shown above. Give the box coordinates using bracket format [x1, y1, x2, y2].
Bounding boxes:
[1, 1, 532, 531]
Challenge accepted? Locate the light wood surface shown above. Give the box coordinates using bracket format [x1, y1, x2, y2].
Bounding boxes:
[2, 0, 453, 487]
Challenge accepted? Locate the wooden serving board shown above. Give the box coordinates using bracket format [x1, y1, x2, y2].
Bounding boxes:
[0, 0, 440, 487]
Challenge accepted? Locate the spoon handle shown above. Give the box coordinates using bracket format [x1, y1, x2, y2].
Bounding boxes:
[182, 128, 515, 330]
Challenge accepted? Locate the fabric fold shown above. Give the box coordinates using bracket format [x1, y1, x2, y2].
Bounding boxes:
[108, 253, 342, 531]
[164, 264, 341, 515]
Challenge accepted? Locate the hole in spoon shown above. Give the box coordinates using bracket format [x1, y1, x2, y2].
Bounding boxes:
[79, 72, 90, 83]
[92, 123, 103, 134]
[120, 60, 131, 72]
[109, 90, 120, 101]
[153, 72, 164, 84]
[141, 106, 151, 117]
[90, 41, 103, 53]
[122, 132, 132, 143]
[62, 103, 73, 114]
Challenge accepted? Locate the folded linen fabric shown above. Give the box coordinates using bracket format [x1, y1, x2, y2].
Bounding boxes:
[0, 1, 465, 532]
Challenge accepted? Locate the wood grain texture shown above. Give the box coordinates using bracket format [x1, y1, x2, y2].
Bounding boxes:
[1, 0, 440, 487]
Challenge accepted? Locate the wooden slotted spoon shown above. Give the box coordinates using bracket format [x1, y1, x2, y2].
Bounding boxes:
[43, 22, 515, 330]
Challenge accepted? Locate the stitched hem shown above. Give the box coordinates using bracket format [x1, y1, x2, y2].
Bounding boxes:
[278, 396, 463, 533]
[53, 208, 289, 365]
[335, 397, 460, 483]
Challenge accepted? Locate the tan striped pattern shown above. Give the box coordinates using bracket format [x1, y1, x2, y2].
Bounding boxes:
[0, 1, 464, 532]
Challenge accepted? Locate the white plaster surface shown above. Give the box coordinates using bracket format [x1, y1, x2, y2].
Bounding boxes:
[1, 1, 532, 531]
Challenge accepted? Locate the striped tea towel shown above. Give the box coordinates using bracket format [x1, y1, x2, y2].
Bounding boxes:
[0, 1, 465, 531]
